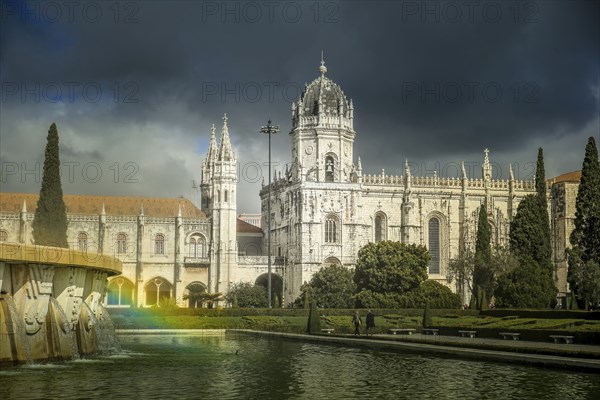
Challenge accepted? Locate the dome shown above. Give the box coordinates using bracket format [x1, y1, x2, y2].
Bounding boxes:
[299, 63, 350, 118]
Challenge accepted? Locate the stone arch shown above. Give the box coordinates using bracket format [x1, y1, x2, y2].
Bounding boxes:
[324, 152, 339, 182]
[106, 277, 135, 307]
[144, 277, 172, 307]
[255, 273, 283, 307]
[185, 281, 207, 308]
[323, 256, 341, 267]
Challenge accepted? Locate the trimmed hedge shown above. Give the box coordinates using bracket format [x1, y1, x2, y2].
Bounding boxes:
[107, 307, 479, 318]
[480, 309, 600, 320]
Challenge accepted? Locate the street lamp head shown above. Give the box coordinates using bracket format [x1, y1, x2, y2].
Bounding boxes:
[260, 120, 280, 135]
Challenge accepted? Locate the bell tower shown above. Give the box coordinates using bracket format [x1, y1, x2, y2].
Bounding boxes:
[289, 55, 356, 183]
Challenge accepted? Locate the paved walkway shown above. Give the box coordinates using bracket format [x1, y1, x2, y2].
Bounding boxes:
[372, 332, 600, 357]
[228, 330, 600, 372]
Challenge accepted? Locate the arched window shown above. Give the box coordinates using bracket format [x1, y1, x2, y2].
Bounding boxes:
[224, 190, 228, 203]
[145, 278, 172, 306]
[325, 155, 335, 182]
[428, 218, 440, 274]
[325, 215, 338, 243]
[106, 278, 134, 307]
[374, 212, 387, 243]
[116, 233, 127, 254]
[0, 230, 7, 242]
[77, 232, 88, 251]
[154, 234, 165, 255]
[189, 234, 205, 258]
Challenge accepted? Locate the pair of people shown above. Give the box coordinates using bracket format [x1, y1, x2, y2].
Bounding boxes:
[353, 310, 375, 336]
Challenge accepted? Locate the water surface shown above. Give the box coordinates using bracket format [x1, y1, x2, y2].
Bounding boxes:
[2, 332, 599, 399]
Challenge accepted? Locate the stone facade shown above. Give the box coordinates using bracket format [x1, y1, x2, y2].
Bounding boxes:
[259, 61, 580, 304]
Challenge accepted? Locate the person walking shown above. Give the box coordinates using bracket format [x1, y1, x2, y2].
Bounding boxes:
[352, 310, 362, 335]
[365, 310, 375, 336]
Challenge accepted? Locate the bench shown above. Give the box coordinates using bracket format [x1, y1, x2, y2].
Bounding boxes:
[458, 330, 477, 338]
[550, 335, 574, 344]
[499, 332, 521, 340]
[421, 328, 439, 336]
[388, 328, 416, 335]
[320, 328, 334, 334]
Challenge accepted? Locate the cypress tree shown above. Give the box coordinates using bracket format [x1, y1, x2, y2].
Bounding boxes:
[32, 123, 68, 248]
[503, 195, 557, 307]
[568, 137, 600, 303]
[422, 301, 432, 328]
[473, 204, 492, 303]
[534, 148, 553, 272]
[535, 147, 547, 203]
[306, 300, 320, 334]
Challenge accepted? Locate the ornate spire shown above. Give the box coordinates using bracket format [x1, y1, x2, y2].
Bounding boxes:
[101, 202, 106, 215]
[207, 123, 218, 162]
[21, 199, 27, 213]
[482, 148, 492, 181]
[461, 161, 467, 179]
[218, 113, 234, 161]
[404, 159, 411, 176]
[177, 203, 182, 218]
[319, 50, 327, 75]
[357, 156, 362, 172]
[509, 163, 515, 181]
[140, 203, 144, 216]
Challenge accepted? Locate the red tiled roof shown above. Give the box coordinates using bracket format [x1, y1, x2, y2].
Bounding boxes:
[236, 218, 263, 234]
[548, 170, 582, 184]
[0, 192, 205, 218]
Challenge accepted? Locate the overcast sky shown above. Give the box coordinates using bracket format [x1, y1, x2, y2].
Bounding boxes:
[1, 0, 598, 214]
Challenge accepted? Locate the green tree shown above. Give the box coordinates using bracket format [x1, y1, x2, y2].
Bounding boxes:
[422, 301, 432, 328]
[534, 148, 553, 273]
[32, 123, 68, 248]
[354, 241, 429, 294]
[225, 283, 268, 308]
[495, 256, 557, 308]
[510, 195, 553, 269]
[535, 147, 548, 203]
[473, 204, 492, 306]
[506, 193, 557, 308]
[449, 250, 476, 298]
[294, 264, 356, 309]
[568, 137, 600, 305]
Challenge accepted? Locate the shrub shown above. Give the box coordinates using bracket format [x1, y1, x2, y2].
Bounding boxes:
[225, 283, 268, 308]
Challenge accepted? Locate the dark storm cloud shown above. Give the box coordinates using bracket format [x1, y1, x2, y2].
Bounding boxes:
[1, 0, 598, 212]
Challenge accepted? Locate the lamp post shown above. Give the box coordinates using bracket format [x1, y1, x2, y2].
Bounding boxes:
[260, 120, 279, 308]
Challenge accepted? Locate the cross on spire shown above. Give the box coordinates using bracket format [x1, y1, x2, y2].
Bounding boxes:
[319, 50, 327, 75]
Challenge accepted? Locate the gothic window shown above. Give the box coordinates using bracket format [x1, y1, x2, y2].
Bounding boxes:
[325, 215, 338, 243]
[77, 232, 88, 251]
[116, 233, 127, 254]
[0, 230, 7, 242]
[224, 190, 228, 203]
[189, 234, 205, 258]
[154, 234, 165, 255]
[106, 278, 134, 307]
[374, 212, 387, 243]
[189, 238, 197, 257]
[325, 156, 335, 182]
[428, 218, 440, 274]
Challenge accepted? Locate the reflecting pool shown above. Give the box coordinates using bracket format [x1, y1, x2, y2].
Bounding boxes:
[2, 332, 599, 399]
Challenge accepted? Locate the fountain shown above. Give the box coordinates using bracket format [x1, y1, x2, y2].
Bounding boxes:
[0, 242, 122, 365]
